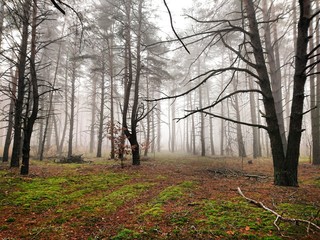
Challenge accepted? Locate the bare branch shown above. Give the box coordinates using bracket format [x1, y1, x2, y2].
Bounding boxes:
[176, 89, 265, 122]
[51, 0, 65, 15]
[200, 111, 268, 130]
[237, 187, 320, 232]
[147, 67, 261, 102]
[163, 0, 190, 54]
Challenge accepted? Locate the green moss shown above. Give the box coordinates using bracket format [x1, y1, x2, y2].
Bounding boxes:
[157, 181, 195, 203]
[88, 183, 153, 213]
[111, 228, 141, 240]
[198, 200, 277, 238]
[0, 172, 133, 220]
[0, 225, 9, 231]
[140, 203, 164, 219]
[139, 181, 195, 220]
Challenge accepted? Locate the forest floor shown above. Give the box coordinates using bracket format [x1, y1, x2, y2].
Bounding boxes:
[0, 153, 320, 240]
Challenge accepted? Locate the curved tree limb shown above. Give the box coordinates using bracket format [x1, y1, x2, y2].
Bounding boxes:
[163, 0, 190, 54]
[175, 89, 265, 124]
[147, 67, 261, 102]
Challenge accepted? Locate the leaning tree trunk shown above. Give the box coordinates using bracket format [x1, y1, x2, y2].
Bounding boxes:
[3, 68, 18, 162]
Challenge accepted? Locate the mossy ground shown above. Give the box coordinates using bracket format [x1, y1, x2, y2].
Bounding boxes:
[0, 155, 320, 239]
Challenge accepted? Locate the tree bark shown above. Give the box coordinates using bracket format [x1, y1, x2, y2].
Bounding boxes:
[312, 0, 320, 165]
[232, 78, 246, 157]
[107, 32, 115, 159]
[21, 0, 39, 175]
[249, 75, 261, 158]
[89, 76, 97, 154]
[244, 0, 286, 184]
[11, 0, 31, 168]
[3, 68, 18, 162]
[207, 83, 215, 155]
[285, 0, 311, 185]
[67, 26, 79, 158]
[0, 0, 4, 50]
[263, 0, 287, 155]
[97, 60, 106, 158]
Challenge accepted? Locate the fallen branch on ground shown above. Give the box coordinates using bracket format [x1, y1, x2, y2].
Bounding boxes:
[237, 187, 320, 233]
[244, 174, 268, 180]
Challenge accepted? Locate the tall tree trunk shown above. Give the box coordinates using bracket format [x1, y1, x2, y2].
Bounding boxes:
[107, 33, 115, 159]
[3, 68, 18, 162]
[90, 76, 97, 154]
[97, 61, 106, 158]
[0, 0, 4, 50]
[157, 93, 161, 152]
[191, 96, 196, 155]
[170, 91, 176, 153]
[58, 58, 69, 156]
[245, 0, 312, 186]
[39, 24, 64, 160]
[11, 0, 31, 168]
[144, 69, 151, 157]
[206, 84, 215, 155]
[121, 0, 142, 165]
[249, 75, 261, 158]
[198, 61, 205, 156]
[244, 0, 285, 183]
[220, 75, 225, 156]
[313, 0, 320, 165]
[285, 0, 312, 185]
[233, 78, 246, 157]
[67, 27, 79, 158]
[21, 0, 39, 175]
[309, 21, 320, 164]
[129, 0, 143, 165]
[52, 112, 60, 153]
[263, 0, 287, 155]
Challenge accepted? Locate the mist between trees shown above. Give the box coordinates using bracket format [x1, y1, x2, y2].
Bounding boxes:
[0, 0, 319, 186]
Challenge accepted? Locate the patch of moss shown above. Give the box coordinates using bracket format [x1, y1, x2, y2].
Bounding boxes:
[140, 203, 164, 219]
[157, 181, 195, 203]
[197, 199, 320, 239]
[0, 225, 9, 231]
[139, 181, 195, 220]
[89, 183, 153, 213]
[111, 228, 141, 240]
[5, 173, 132, 213]
[197, 200, 279, 239]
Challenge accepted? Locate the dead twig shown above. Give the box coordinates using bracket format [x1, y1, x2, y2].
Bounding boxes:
[237, 187, 320, 233]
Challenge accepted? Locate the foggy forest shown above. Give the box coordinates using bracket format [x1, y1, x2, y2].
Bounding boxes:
[1, 0, 320, 239]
